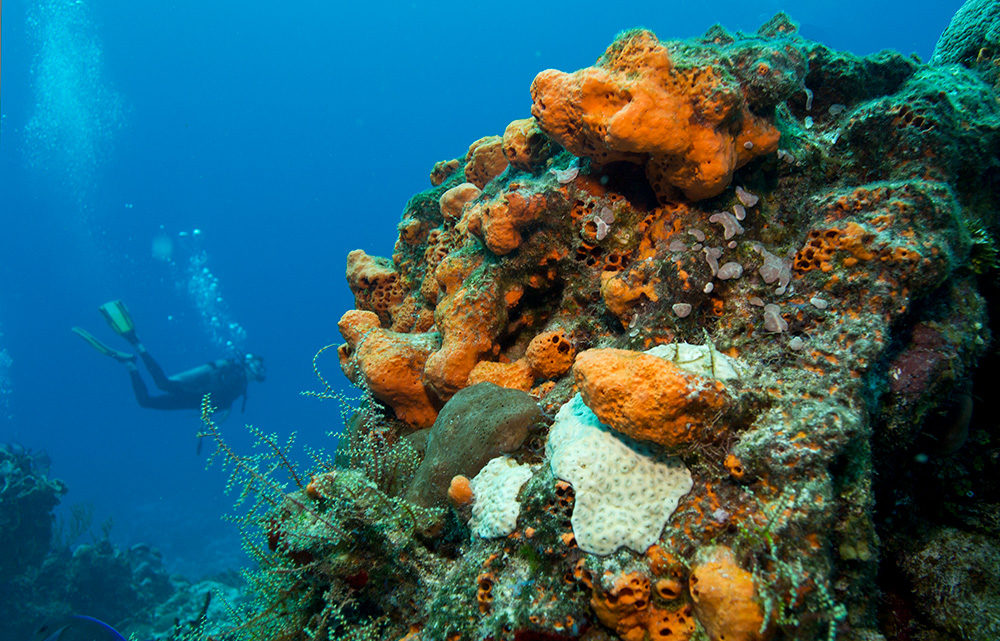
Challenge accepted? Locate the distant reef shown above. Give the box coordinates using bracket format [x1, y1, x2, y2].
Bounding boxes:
[210, 3, 1000, 640]
[0, 442, 245, 640]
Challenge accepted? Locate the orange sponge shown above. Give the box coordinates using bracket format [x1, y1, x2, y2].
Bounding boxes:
[502, 117, 555, 171]
[439, 182, 482, 221]
[468, 359, 534, 392]
[572, 348, 730, 449]
[530, 30, 778, 201]
[689, 546, 769, 641]
[337, 310, 439, 428]
[423, 278, 505, 401]
[345, 250, 407, 326]
[465, 136, 509, 188]
[525, 329, 576, 379]
[462, 190, 549, 256]
[447, 475, 474, 507]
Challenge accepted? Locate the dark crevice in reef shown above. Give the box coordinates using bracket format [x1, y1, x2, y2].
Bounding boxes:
[587, 159, 659, 211]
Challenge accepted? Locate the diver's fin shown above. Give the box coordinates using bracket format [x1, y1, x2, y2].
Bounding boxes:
[71, 327, 136, 363]
[98, 299, 137, 341]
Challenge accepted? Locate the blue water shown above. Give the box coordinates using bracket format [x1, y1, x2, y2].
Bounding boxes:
[0, 0, 963, 578]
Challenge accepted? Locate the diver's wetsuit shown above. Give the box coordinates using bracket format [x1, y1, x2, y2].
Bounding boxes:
[126, 344, 248, 411]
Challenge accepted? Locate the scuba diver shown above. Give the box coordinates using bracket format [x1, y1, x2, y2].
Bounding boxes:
[72, 300, 265, 413]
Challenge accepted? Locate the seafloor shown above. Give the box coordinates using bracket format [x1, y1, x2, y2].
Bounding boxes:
[4, 2, 1000, 640]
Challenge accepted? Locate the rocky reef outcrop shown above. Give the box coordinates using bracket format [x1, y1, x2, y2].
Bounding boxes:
[227, 4, 1000, 640]
[0, 442, 245, 640]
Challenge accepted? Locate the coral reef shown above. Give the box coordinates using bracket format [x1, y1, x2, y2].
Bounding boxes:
[0, 443, 65, 577]
[931, 0, 1000, 85]
[0, 442, 241, 641]
[215, 4, 1000, 640]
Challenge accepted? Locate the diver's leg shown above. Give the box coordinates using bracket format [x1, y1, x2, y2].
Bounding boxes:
[135, 344, 181, 392]
[127, 362, 178, 409]
[127, 362, 154, 407]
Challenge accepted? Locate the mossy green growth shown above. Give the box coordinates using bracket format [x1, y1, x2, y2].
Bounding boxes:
[517, 543, 543, 574]
[199, 391, 444, 641]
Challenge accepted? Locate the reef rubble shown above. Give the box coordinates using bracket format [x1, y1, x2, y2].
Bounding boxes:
[232, 4, 1000, 641]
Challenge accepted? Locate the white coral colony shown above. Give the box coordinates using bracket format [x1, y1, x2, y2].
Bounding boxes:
[546, 395, 693, 555]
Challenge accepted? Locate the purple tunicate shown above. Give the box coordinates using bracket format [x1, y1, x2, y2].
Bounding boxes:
[776, 261, 792, 295]
[809, 295, 829, 310]
[704, 246, 723, 276]
[672, 303, 692, 318]
[550, 165, 579, 184]
[754, 244, 792, 293]
[716, 262, 744, 280]
[595, 218, 610, 241]
[711, 508, 730, 523]
[757, 248, 783, 284]
[763, 304, 788, 333]
[709, 211, 744, 240]
[736, 186, 759, 208]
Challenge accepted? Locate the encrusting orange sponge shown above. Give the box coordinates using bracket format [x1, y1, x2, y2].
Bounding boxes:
[467, 359, 534, 392]
[689, 546, 770, 641]
[337, 310, 440, 428]
[590, 572, 652, 641]
[345, 249, 407, 326]
[461, 190, 549, 256]
[465, 136, 509, 188]
[600, 265, 660, 325]
[524, 329, 576, 379]
[530, 30, 779, 201]
[572, 348, 731, 449]
[447, 475, 474, 507]
[590, 571, 696, 641]
[422, 278, 505, 402]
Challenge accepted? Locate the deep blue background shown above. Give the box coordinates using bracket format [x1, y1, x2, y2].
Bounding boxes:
[0, 0, 964, 577]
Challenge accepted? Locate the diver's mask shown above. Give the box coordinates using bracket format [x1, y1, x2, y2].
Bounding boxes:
[245, 353, 266, 382]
